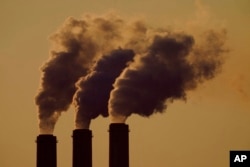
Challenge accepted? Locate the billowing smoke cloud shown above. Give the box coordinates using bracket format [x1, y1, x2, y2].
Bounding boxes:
[73, 49, 135, 129]
[108, 30, 227, 123]
[35, 12, 228, 133]
[35, 18, 97, 134]
[35, 13, 149, 133]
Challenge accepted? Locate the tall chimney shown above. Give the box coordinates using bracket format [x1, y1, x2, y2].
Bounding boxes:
[72, 129, 92, 167]
[109, 123, 129, 167]
[36, 134, 57, 167]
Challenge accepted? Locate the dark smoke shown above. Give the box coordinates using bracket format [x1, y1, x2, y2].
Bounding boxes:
[35, 12, 228, 132]
[35, 51, 89, 134]
[35, 13, 149, 133]
[73, 49, 135, 129]
[35, 18, 99, 134]
[109, 30, 227, 123]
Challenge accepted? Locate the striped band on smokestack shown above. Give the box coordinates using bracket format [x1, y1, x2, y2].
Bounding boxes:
[72, 129, 92, 167]
[109, 123, 129, 167]
[36, 135, 57, 167]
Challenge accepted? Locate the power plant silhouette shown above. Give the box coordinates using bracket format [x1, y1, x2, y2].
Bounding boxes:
[36, 123, 129, 167]
[35, 13, 227, 167]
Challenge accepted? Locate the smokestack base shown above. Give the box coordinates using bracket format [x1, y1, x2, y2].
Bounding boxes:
[72, 129, 92, 167]
[109, 123, 129, 167]
[36, 134, 57, 167]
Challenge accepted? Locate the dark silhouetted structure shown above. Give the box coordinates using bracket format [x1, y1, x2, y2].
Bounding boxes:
[36, 134, 57, 167]
[109, 123, 129, 167]
[72, 129, 92, 167]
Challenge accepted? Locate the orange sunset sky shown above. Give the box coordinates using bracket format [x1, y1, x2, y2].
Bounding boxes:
[0, 0, 250, 167]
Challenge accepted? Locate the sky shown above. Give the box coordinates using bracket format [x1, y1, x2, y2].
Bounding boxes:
[0, 0, 250, 167]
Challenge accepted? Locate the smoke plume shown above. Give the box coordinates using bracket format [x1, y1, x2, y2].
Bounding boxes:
[35, 12, 227, 132]
[108, 30, 227, 123]
[73, 49, 134, 129]
[35, 13, 149, 133]
[35, 18, 97, 134]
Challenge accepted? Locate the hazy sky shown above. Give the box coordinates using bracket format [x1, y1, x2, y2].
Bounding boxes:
[0, 0, 250, 167]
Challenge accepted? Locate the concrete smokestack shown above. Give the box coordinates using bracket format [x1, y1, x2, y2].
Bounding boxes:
[36, 134, 57, 167]
[109, 123, 129, 167]
[72, 129, 92, 167]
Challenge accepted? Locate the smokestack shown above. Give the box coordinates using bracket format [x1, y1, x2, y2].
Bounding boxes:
[109, 123, 129, 167]
[72, 129, 92, 167]
[36, 134, 57, 167]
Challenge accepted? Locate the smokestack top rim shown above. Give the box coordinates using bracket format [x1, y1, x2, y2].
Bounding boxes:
[72, 129, 92, 137]
[109, 123, 128, 126]
[36, 134, 57, 142]
[73, 129, 92, 132]
[109, 123, 129, 132]
[37, 134, 56, 136]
